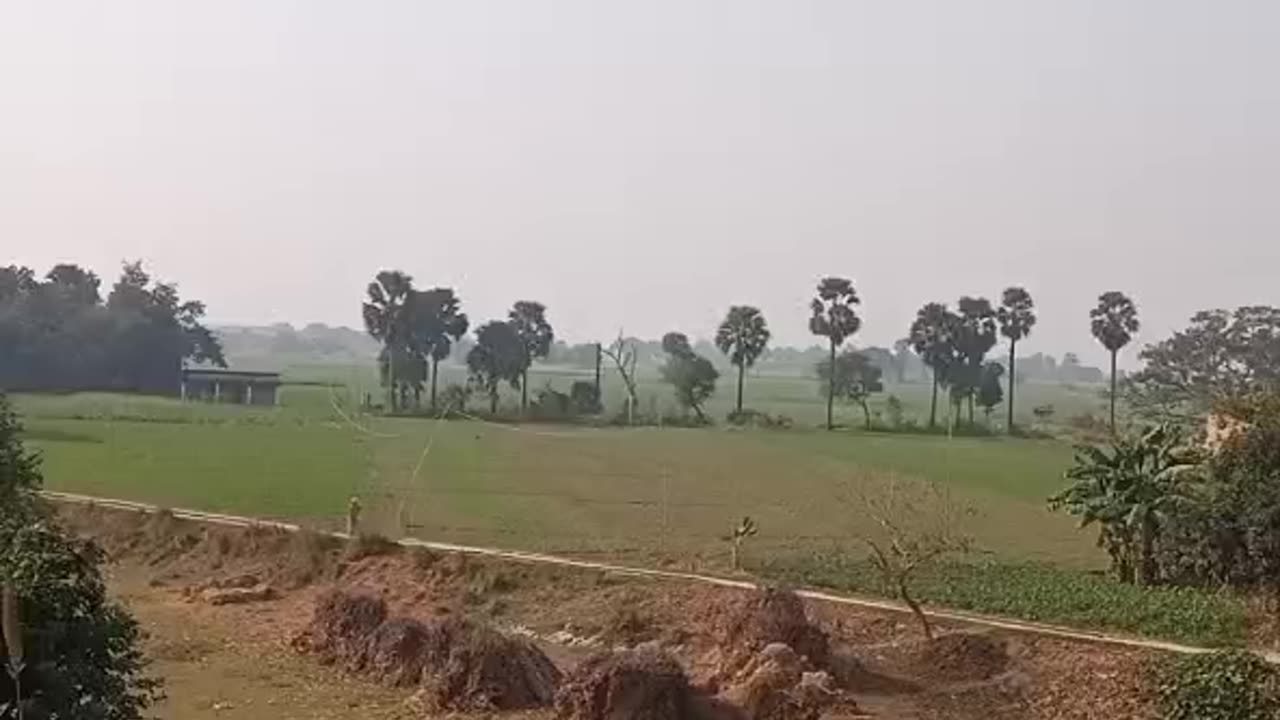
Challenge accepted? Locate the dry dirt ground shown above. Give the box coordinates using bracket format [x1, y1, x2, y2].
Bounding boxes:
[69, 505, 1157, 719]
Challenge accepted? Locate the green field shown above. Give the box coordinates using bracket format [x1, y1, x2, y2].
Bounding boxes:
[14, 378, 1097, 570]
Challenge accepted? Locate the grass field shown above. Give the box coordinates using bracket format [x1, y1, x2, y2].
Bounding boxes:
[14, 378, 1096, 570]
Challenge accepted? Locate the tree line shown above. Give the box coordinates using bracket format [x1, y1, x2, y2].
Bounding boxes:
[0, 263, 224, 393]
[361, 269, 1156, 433]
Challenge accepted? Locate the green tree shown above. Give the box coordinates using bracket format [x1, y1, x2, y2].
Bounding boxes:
[1, 393, 161, 718]
[808, 278, 862, 431]
[466, 321, 525, 414]
[997, 287, 1036, 433]
[660, 332, 719, 423]
[1049, 424, 1196, 584]
[409, 288, 469, 412]
[816, 350, 884, 430]
[976, 361, 1005, 424]
[1090, 291, 1140, 432]
[361, 270, 415, 411]
[507, 301, 554, 414]
[714, 306, 771, 415]
[909, 302, 960, 429]
[952, 297, 998, 425]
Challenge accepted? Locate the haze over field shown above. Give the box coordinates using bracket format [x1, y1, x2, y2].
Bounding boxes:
[3, 1, 1278, 366]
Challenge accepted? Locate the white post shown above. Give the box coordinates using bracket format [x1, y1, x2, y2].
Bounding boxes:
[246, 382, 254, 405]
[213, 380, 221, 403]
[180, 381, 187, 402]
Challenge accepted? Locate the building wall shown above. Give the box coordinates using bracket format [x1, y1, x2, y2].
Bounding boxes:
[182, 377, 279, 405]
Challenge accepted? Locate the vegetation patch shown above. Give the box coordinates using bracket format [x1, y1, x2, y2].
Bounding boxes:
[755, 555, 1247, 647]
[1155, 650, 1280, 720]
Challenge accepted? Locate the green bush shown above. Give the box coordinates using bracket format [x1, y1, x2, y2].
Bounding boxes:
[1156, 650, 1280, 720]
[754, 553, 1246, 647]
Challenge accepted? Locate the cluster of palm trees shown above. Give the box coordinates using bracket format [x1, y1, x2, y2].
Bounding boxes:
[364, 268, 1142, 430]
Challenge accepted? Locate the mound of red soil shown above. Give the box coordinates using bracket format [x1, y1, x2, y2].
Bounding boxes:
[919, 632, 1009, 682]
[295, 590, 559, 711]
[702, 587, 830, 686]
[556, 644, 696, 720]
[718, 644, 851, 720]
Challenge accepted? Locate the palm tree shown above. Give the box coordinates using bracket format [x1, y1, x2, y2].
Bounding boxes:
[953, 296, 998, 425]
[714, 306, 771, 415]
[467, 321, 525, 414]
[808, 278, 862, 430]
[997, 287, 1036, 433]
[909, 302, 959, 429]
[1090, 291, 1140, 432]
[1049, 424, 1196, 584]
[362, 270, 414, 411]
[410, 288, 469, 412]
[507, 301, 554, 414]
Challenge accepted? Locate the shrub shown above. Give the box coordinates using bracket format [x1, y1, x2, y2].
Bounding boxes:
[568, 381, 602, 415]
[1156, 650, 1280, 720]
[726, 409, 793, 429]
[0, 392, 161, 718]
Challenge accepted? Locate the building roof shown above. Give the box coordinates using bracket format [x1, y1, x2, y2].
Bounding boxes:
[182, 368, 281, 381]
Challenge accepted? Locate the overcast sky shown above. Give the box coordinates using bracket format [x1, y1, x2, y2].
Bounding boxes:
[2, 1, 1277, 366]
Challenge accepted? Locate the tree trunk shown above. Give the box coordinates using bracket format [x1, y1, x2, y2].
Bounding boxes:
[1006, 340, 1017, 433]
[413, 384, 421, 409]
[826, 340, 836, 430]
[430, 357, 439, 412]
[899, 577, 933, 641]
[521, 369, 529, 415]
[862, 401, 872, 430]
[1139, 516, 1156, 586]
[967, 394, 974, 425]
[490, 389, 499, 414]
[929, 371, 939, 429]
[736, 362, 745, 415]
[1109, 350, 1118, 433]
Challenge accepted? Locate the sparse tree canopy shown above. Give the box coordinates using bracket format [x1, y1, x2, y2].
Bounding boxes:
[809, 277, 862, 430]
[660, 332, 719, 423]
[410, 287, 469, 412]
[715, 306, 771, 415]
[976, 361, 1005, 421]
[952, 297, 998, 424]
[508, 301, 554, 413]
[1091, 291, 1140, 431]
[816, 350, 884, 430]
[1126, 306, 1280, 421]
[466, 321, 526, 414]
[998, 287, 1036, 432]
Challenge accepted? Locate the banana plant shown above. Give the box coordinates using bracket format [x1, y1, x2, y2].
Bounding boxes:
[1050, 424, 1201, 584]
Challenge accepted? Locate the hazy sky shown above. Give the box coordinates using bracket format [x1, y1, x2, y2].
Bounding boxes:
[3, 1, 1277, 366]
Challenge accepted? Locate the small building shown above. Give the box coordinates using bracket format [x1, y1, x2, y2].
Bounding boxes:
[181, 368, 281, 406]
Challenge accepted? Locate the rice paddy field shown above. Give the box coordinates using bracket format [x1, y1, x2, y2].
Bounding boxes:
[12, 366, 1099, 570]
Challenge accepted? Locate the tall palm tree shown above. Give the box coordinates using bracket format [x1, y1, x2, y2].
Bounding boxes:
[362, 270, 414, 411]
[1090, 291, 1140, 432]
[909, 302, 959, 429]
[953, 296, 998, 425]
[808, 278, 862, 430]
[410, 288, 469, 413]
[507, 301, 554, 414]
[714, 305, 771, 415]
[997, 287, 1036, 434]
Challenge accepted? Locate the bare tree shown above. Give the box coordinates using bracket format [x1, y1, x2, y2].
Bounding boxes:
[853, 478, 974, 641]
[601, 332, 639, 424]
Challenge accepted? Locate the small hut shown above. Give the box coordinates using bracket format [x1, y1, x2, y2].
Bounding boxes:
[180, 368, 281, 406]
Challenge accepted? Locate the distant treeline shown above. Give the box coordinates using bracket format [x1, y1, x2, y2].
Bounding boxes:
[0, 263, 224, 393]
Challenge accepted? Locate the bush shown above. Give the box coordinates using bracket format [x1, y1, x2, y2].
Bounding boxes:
[568, 381, 602, 415]
[726, 409, 794, 429]
[0, 392, 161, 719]
[1156, 650, 1280, 720]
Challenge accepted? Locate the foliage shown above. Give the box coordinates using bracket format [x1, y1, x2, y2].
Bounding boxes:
[725, 409, 793, 429]
[755, 554, 1246, 647]
[0, 262, 224, 394]
[997, 287, 1036, 432]
[715, 306, 771, 414]
[976, 362, 1005, 421]
[466, 321, 526, 413]
[1091, 290, 1140, 429]
[437, 383, 472, 416]
[568, 381, 602, 416]
[362, 270, 416, 410]
[1049, 425, 1199, 584]
[809, 277, 861, 430]
[1127, 306, 1280, 422]
[411, 287, 469, 410]
[507, 301, 554, 412]
[659, 333, 719, 424]
[815, 350, 884, 430]
[884, 394, 904, 429]
[950, 296, 999, 423]
[0, 393, 160, 718]
[1155, 651, 1280, 720]
[908, 302, 960, 428]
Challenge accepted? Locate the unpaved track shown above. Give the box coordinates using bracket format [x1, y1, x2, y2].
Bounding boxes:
[42, 489, 1269, 662]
